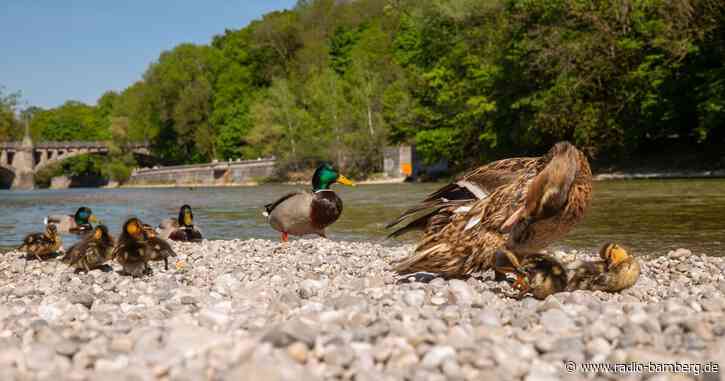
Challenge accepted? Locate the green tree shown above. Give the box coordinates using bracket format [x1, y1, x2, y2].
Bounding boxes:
[0, 87, 21, 142]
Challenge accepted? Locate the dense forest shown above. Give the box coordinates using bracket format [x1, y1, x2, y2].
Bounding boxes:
[1, 0, 724, 182]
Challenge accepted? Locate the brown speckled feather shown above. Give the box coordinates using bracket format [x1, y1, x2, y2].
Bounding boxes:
[386, 157, 541, 237]
[393, 142, 592, 278]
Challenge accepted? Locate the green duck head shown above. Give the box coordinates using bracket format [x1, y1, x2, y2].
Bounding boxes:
[74, 207, 97, 226]
[178, 204, 194, 227]
[312, 163, 355, 192]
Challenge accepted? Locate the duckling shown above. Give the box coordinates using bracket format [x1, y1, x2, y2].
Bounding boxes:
[158, 205, 203, 242]
[263, 163, 354, 241]
[507, 253, 568, 300]
[142, 224, 177, 271]
[390, 142, 592, 284]
[567, 243, 640, 292]
[45, 206, 98, 236]
[18, 224, 62, 261]
[63, 225, 115, 272]
[113, 218, 151, 277]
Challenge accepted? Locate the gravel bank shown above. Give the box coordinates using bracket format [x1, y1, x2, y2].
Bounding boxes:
[0, 239, 723, 380]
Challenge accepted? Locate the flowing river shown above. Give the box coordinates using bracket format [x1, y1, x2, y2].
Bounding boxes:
[1, 179, 723, 256]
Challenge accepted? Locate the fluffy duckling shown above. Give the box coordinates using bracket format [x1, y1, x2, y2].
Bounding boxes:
[567, 243, 640, 292]
[113, 218, 151, 277]
[142, 224, 177, 271]
[511, 254, 569, 300]
[45, 206, 98, 236]
[18, 224, 62, 261]
[264, 163, 354, 242]
[63, 225, 115, 272]
[159, 205, 203, 242]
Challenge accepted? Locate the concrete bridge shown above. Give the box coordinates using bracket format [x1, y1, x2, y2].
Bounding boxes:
[128, 158, 276, 187]
[0, 135, 150, 189]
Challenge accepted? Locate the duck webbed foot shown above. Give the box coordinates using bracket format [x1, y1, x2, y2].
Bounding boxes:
[494, 248, 531, 298]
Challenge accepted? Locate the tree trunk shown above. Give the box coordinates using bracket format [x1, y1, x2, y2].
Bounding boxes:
[367, 102, 374, 137]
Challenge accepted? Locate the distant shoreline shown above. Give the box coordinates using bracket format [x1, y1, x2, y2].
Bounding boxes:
[6, 170, 724, 191]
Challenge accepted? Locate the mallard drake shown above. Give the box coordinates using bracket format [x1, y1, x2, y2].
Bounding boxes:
[142, 223, 177, 270]
[513, 254, 568, 300]
[45, 206, 98, 236]
[18, 224, 62, 261]
[263, 163, 354, 242]
[158, 205, 203, 242]
[567, 243, 640, 292]
[63, 225, 115, 272]
[113, 218, 151, 277]
[390, 142, 592, 284]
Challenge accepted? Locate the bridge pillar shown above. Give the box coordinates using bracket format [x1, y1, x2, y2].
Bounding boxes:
[39, 149, 48, 165]
[11, 133, 35, 189]
[0, 150, 6, 166]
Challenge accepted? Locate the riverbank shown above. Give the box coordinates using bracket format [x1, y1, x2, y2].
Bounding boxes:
[113, 170, 725, 189]
[117, 177, 407, 188]
[0, 239, 723, 380]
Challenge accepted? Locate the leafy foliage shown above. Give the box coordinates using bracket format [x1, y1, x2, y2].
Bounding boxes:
[6, 0, 725, 178]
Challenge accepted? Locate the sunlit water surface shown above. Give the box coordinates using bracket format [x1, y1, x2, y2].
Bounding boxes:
[1, 179, 723, 256]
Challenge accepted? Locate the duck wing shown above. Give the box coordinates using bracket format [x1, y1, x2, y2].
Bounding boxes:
[386, 157, 542, 238]
[263, 192, 303, 217]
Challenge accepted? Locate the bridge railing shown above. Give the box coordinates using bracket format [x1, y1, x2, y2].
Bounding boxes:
[0, 141, 150, 149]
[132, 157, 276, 174]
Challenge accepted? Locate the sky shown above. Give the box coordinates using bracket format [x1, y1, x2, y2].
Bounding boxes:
[0, 0, 297, 109]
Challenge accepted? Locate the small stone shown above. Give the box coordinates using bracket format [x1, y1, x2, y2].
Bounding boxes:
[287, 342, 308, 364]
[110, 336, 135, 353]
[668, 248, 691, 259]
[442, 359, 464, 380]
[324, 345, 355, 367]
[55, 339, 80, 357]
[69, 293, 94, 309]
[37, 304, 62, 322]
[448, 280, 473, 306]
[421, 346, 456, 369]
[586, 338, 612, 360]
[476, 311, 501, 327]
[299, 279, 324, 299]
[180, 295, 198, 305]
[404, 290, 426, 307]
[213, 273, 241, 295]
[199, 308, 230, 327]
[540, 309, 574, 333]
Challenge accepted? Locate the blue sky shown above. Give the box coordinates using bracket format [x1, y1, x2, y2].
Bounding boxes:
[0, 1, 296, 109]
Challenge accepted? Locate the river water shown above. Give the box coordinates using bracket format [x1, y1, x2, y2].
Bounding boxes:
[1, 179, 723, 256]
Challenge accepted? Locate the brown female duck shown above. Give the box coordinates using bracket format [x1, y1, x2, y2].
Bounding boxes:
[389, 141, 592, 282]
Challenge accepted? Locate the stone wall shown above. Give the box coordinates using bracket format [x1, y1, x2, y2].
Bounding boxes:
[127, 159, 276, 187]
